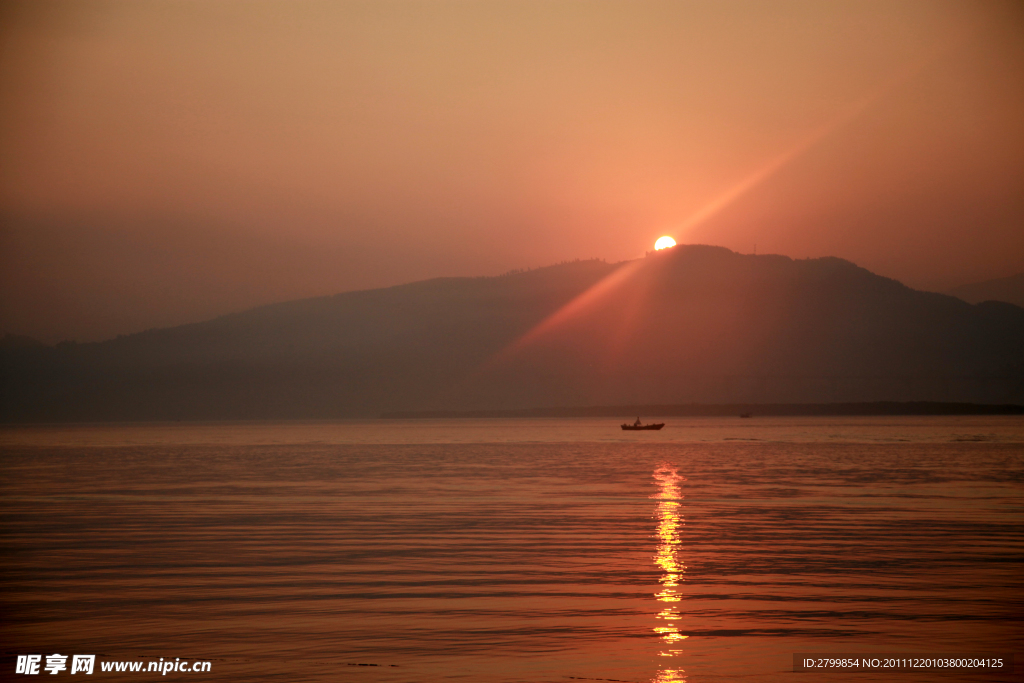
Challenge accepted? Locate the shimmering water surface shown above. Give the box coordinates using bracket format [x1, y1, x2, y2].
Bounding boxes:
[2, 417, 1021, 682]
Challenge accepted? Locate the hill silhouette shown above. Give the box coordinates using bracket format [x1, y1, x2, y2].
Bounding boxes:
[2, 246, 1022, 421]
[949, 272, 1024, 308]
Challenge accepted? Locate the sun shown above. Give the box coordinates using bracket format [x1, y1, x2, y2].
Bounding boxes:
[654, 236, 676, 250]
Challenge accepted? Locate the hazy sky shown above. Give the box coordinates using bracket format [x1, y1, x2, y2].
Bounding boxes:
[2, 0, 1023, 343]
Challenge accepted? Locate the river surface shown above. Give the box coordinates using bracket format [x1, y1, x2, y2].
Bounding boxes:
[1, 417, 1021, 681]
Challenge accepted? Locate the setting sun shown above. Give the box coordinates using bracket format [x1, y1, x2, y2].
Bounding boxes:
[654, 236, 676, 250]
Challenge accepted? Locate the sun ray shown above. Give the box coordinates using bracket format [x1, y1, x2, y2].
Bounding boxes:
[675, 28, 974, 241]
[480, 29, 973, 373]
[482, 258, 647, 368]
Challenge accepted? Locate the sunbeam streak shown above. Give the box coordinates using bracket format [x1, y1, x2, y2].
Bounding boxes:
[484, 39, 965, 371]
[675, 27, 974, 241]
[483, 258, 646, 367]
[478, 25, 976, 377]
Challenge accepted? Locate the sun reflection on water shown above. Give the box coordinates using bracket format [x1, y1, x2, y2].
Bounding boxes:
[651, 464, 686, 682]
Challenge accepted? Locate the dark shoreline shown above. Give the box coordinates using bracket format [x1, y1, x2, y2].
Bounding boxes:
[381, 402, 1024, 419]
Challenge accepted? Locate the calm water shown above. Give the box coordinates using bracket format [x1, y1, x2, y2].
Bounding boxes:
[1, 417, 1021, 682]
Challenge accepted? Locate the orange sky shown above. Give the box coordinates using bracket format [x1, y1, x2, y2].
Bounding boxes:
[2, 0, 1023, 343]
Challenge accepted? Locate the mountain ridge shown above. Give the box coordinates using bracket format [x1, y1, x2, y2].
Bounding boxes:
[949, 272, 1024, 308]
[2, 245, 1021, 421]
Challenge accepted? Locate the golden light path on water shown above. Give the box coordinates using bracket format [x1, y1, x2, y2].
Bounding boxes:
[652, 465, 686, 683]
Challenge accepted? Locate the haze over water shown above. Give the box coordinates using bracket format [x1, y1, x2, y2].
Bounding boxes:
[1, 417, 1021, 681]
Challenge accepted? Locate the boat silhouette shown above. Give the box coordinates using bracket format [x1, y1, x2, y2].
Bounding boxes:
[621, 417, 665, 431]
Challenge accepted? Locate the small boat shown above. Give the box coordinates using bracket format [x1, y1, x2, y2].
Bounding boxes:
[739, 412, 752, 418]
[621, 417, 665, 431]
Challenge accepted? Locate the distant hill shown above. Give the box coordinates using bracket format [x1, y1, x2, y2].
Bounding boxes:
[383, 402, 1024, 418]
[2, 246, 1022, 421]
[948, 272, 1024, 308]
[0, 334, 46, 351]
